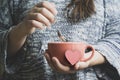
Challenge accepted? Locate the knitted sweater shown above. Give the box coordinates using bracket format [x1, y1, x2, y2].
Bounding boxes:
[0, 0, 120, 80]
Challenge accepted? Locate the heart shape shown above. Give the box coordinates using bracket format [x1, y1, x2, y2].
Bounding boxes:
[65, 50, 82, 65]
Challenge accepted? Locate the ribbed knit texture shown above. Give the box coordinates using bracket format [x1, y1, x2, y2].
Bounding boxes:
[0, 0, 120, 80]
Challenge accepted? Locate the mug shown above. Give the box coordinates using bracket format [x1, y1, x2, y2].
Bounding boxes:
[47, 42, 94, 66]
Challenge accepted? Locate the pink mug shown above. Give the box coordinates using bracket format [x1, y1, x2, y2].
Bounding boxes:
[47, 42, 94, 66]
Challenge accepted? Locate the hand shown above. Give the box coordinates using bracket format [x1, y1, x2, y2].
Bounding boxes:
[45, 53, 74, 74]
[8, 1, 57, 55]
[45, 51, 105, 74]
[17, 1, 57, 35]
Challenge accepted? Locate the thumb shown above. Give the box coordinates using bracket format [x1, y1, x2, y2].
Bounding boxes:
[74, 61, 90, 70]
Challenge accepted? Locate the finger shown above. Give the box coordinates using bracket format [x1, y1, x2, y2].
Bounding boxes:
[27, 20, 44, 30]
[27, 13, 51, 27]
[37, 1, 58, 15]
[44, 53, 56, 70]
[74, 61, 90, 70]
[51, 2, 56, 7]
[52, 57, 75, 73]
[33, 7, 55, 23]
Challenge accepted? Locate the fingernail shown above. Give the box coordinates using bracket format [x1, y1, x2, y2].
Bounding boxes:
[75, 63, 80, 70]
[54, 11, 58, 15]
[51, 19, 56, 24]
[51, 58, 55, 64]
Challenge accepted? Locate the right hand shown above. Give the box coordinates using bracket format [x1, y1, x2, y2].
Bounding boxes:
[17, 1, 57, 35]
[7, 1, 57, 55]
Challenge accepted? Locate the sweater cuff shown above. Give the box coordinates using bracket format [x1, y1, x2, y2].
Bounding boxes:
[0, 27, 12, 76]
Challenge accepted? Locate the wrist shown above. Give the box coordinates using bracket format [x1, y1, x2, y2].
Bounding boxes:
[17, 21, 36, 35]
[8, 24, 28, 54]
[10, 24, 27, 38]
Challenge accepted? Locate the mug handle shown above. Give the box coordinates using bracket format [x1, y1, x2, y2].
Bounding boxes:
[80, 45, 95, 61]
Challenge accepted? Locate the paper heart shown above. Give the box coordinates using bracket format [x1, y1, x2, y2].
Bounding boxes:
[65, 50, 82, 65]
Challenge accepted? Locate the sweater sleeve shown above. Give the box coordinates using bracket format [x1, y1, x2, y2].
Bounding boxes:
[0, 0, 44, 77]
[0, 0, 13, 76]
[94, 0, 120, 75]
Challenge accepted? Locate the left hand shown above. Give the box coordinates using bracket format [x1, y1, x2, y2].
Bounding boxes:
[45, 51, 105, 74]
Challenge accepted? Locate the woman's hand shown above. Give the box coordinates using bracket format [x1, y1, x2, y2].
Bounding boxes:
[8, 1, 57, 55]
[18, 1, 57, 35]
[45, 53, 73, 73]
[45, 51, 105, 74]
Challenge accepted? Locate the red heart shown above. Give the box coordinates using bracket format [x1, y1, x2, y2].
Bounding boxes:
[65, 50, 82, 65]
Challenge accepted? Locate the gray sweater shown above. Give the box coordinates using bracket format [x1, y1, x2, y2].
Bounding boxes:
[0, 0, 120, 80]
